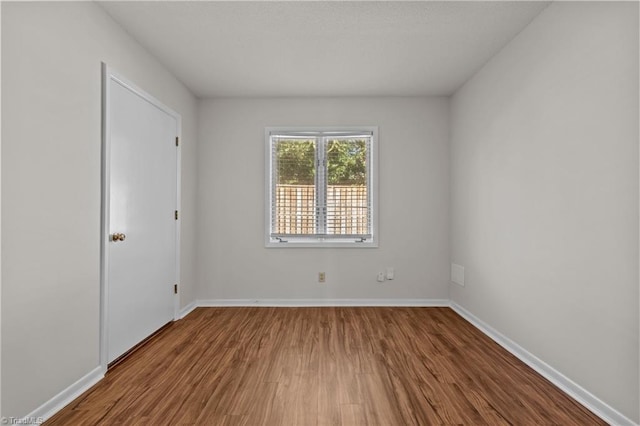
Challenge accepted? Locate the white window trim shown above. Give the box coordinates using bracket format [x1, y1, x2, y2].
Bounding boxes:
[265, 126, 379, 248]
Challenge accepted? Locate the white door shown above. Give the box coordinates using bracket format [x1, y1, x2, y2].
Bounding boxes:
[104, 71, 179, 364]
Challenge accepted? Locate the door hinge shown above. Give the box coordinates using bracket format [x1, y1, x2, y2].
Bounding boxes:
[175, 136, 179, 147]
[175, 210, 179, 220]
[174, 284, 178, 294]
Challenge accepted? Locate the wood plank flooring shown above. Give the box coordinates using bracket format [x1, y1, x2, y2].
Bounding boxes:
[46, 307, 605, 425]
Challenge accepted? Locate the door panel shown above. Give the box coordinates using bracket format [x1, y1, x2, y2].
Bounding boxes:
[107, 78, 177, 363]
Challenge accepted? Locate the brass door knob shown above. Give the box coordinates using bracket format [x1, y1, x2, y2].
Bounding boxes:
[111, 233, 126, 242]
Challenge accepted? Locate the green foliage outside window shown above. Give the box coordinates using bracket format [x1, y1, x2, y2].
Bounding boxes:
[276, 140, 315, 185]
[326, 139, 366, 185]
[276, 139, 366, 186]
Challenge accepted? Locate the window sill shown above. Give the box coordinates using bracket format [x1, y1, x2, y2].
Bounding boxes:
[265, 240, 378, 248]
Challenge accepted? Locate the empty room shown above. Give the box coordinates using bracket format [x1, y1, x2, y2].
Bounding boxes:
[1, 1, 638, 425]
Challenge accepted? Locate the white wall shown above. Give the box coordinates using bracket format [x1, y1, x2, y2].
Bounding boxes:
[1, 2, 198, 417]
[450, 2, 639, 422]
[197, 97, 449, 301]
[0, 3, 3, 417]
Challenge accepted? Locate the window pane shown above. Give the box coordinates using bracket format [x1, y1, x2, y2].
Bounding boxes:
[273, 138, 316, 235]
[267, 128, 376, 245]
[325, 138, 369, 236]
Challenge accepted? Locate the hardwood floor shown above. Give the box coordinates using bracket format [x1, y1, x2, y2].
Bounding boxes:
[46, 307, 605, 425]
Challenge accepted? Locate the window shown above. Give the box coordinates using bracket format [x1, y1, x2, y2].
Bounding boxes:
[265, 127, 378, 247]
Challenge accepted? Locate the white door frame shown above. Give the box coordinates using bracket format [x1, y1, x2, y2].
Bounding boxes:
[100, 63, 181, 373]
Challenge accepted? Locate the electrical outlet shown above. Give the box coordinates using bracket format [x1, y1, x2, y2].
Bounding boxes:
[377, 272, 385, 282]
[386, 267, 395, 280]
[318, 272, 326, 283]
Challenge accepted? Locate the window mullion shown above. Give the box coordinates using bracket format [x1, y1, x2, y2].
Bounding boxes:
[316, 137, 326, 236]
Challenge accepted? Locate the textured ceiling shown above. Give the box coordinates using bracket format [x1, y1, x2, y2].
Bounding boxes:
[98, 1, 550, 98]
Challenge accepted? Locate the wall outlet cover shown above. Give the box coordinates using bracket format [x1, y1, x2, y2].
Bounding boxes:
[451, 263, 465, 286]
[386, 267, 395, 280]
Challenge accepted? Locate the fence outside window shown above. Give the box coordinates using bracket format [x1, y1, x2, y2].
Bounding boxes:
[274, 184, 368, 236]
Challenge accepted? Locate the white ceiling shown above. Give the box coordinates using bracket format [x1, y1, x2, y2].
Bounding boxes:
[98, 1, 550, 98]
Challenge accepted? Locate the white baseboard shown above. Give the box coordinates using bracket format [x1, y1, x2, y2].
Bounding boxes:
[196, 298, 450, 307]
[178, 300, 197, 319]
[21, 366, 103, 423]
[449, 301, 637, 426]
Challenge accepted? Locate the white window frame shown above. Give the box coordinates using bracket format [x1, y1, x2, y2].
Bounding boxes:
[265, 126, 379, 248]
